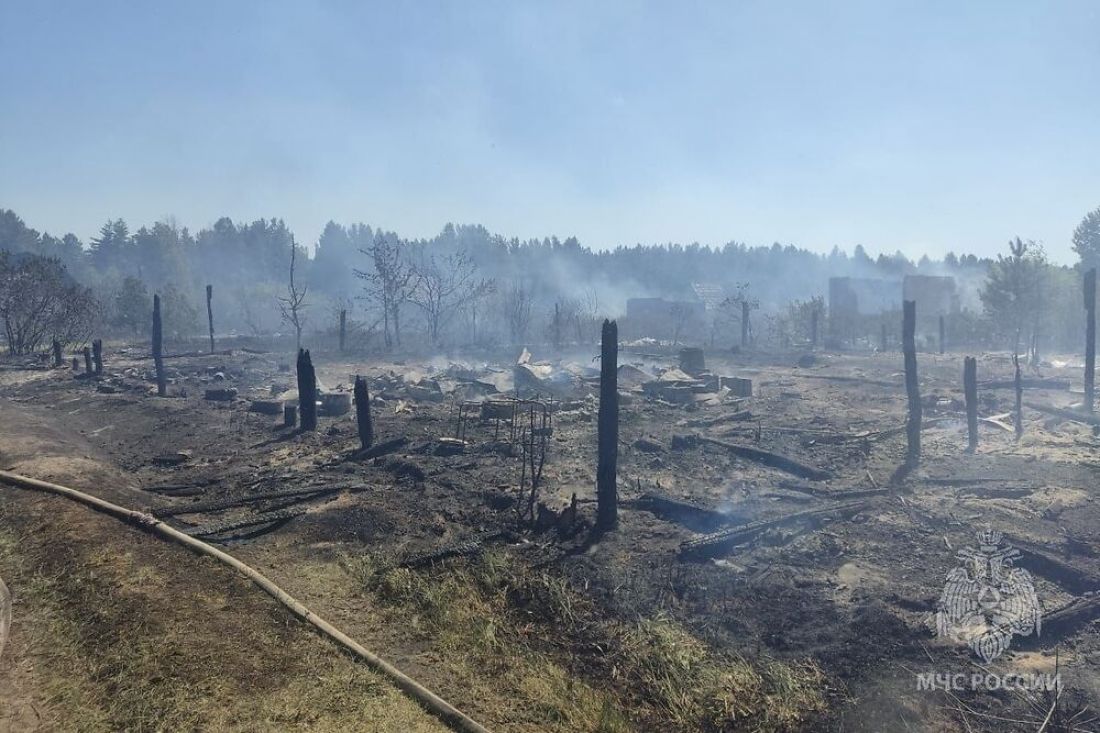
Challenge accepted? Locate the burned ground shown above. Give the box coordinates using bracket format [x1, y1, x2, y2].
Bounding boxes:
[2, 342, 1100, 731]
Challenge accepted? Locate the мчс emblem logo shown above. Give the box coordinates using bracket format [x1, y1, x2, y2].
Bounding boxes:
[935, 529, 1041, 662]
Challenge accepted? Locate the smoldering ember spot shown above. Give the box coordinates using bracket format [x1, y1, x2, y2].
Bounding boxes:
[3, 4, 1100, 732]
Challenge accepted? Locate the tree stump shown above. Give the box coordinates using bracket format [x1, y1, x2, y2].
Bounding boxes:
[597, 319, 619, 531]
[297, 348, 318, 431]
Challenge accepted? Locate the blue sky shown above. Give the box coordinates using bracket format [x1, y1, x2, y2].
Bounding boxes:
[2, 1, 1098, 262]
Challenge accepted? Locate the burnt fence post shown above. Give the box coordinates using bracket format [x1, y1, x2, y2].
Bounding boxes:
[964, 356, 977, 451]
[153, 294, 166, 396]
[903, 300, 921, 464]
[206, 284, 215, 354]
[1013, 352, 1024, 440]
[92, 339, 103, 375]
[339, 310, 347, 353]
[354, 375, 373, 450]
[596, 319, 619, 531]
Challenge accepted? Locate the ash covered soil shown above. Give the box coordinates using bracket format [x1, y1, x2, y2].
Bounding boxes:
[3, 341, 1100, 731]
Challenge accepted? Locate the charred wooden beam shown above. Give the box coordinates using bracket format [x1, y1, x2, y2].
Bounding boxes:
[902, 300, 921, 464]
[596, 319, 619, 531]
[297, 348, 318, 431]
[694, 435, 833, 481]
[680, 500, 868, 558]
[964, 356, 977, 451]
[354, 375, 373, 450]
[152, 294, 166, 396]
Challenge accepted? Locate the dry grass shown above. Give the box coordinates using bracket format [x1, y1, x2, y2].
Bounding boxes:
[0, 498, 445, 732]
[344, 548, 827, 732]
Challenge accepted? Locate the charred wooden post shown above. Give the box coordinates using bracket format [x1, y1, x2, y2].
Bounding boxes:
[881, 322, 888, 352]
[83, 346, 93, 375]
[740, 301, 750, 348]
[1013, 352, 1024, 440]
[1086, 268, 1096, 413]
[964, 356, 978, 451]
[206, 284, 215, 353]
[811, 308, 819, 348]
[283, 404, 297, 428]
[596, 319, 619, 531]
[552, 302, 562, 350]
[297, 348, 318, 431]
[939, 315, 946, 355]
[903, 300, 921, 464]
[92, 339, 103, 375]
[71, 357, 79, 372]
[339, 309, 347, 353]
[52, 339, 62, 368]
[354, 375, 373, 450]
[153, 294, 166, 396]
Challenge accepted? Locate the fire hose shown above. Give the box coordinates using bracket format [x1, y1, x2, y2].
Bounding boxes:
[0, 469, 492, 733]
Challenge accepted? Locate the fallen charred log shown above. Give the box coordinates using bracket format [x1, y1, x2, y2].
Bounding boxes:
[630, 491, 732, 531]
[981, 377, 1069, 390]
[153, 484, 350, 518]
[355, 436, 409, 460]
[679, 500, 868, 559]
[1024, 401, 1100, 427]
[400, 540, 484, 569]
[181, 507, 307, 538]
[690, 435, 834, 481]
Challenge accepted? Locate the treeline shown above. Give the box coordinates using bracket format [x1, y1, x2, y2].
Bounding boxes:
[1, 205, 1099, 355]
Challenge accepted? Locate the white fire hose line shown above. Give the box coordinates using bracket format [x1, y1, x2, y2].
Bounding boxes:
[0, 469, 492, 733]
